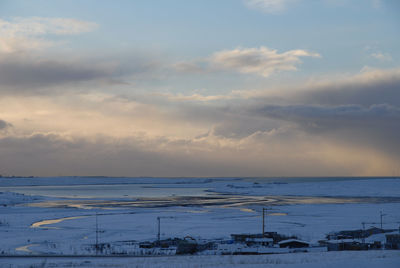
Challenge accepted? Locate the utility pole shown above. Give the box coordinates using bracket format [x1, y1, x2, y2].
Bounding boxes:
[262, 208, 267, 237]
[157, 216, 174, 243]
[361, 222, 366, 243]
[95, 212, 99, 255]
[157, 217, 161, 243]
[380, 211, 386, 230]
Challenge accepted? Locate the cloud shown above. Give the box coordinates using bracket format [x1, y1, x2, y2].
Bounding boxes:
[248, 68, 400, 159]
[295, 68, 400, 106]
[0, 132, 280, 176]
[1, 66, 400, 176]
[0, 54, 118, 92]
[168, 68, 400, 158]
[0, 119, 12, 131]
[256, 104, 400, 127]
[177, 47, 320, 77]
[173, 62, 208, 74]
[0, 52, 164, 93]
[0, 17, 97, 53]
[211, 47, 320, 77]
[0, 130, 393, 177]
[156, 92, 234, 102]
[370, 52, 393, 62]
[254, 103, 400, 159]
[243, 0, 297, 13]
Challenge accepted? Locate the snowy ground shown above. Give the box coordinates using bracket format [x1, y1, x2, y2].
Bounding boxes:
[1, 251, 400, 268]
[0, 177, 399, 266]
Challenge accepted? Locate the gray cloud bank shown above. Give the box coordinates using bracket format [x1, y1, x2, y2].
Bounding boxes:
[0, 63, 399, 176]
[294, 70, 400, 107]
[0, 132, 359, 177]
[255, 104, 400, 156]
[0, 55, 112, 89]
[0, 53, 160, 93]
[247, 69, 400, 159]
[0, 119, 12, 130]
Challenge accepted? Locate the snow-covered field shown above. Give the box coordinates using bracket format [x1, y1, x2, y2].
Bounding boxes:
[2, 251, 400, 268]
[0, 177, 399, 267]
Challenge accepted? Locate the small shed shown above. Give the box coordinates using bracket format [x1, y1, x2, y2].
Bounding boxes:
[278, 239, 309, 248]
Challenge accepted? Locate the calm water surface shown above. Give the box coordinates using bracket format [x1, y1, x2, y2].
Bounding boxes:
[0, 184, 210, 198]
[0, 176, 397, 199]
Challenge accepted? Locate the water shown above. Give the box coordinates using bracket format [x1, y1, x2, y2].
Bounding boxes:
[0, 184, 210, 198]
[0, 176, 397, 199]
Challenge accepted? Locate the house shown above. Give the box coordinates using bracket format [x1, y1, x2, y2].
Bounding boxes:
[369, 241, 382, 249]
[231, 232, 278, 243]
[326, 233, 353, 240]
[327, 227, 395, 240]
[245, 237, 273, 247]
[278, 239, 309, 248]
[139, 242, 153, 248]
[326, 240, 368, 251]
[385, 234, 400, 249]
[365, 227, 385, 236]
[231, 232, 295, 244]
[176, 240, 197, 255]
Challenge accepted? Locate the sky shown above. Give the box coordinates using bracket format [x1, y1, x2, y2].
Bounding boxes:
[0, 0, 399, 177]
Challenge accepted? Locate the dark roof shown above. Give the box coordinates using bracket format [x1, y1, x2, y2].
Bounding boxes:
[278, 239, 309, 245]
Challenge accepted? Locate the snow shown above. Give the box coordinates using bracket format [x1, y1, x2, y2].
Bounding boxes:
[0, 191, 44, 205]
[1, 251, 399, 268]
[211, 177, 400, 197]
[0, 177, 399, 266]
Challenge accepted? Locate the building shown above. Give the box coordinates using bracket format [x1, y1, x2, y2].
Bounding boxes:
[326, 240, 368, 251]
[327, 227, 396, 240]
[278, 239, 309, 248]
[231, 232, 278, 243]
[231, 232, 295, 244]
[386, 234, 400, 249]
[245, 237, 273, 247]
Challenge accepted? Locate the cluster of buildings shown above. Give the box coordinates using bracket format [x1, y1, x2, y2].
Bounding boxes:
[215, 233, 315, 255]
[89, 209, 400, 256]
[130, 227, 400, 256]
[320, 227, 400, 252]
[132, 232, 317, 255]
